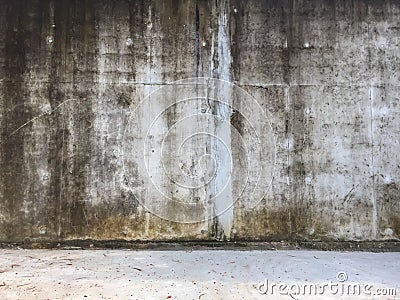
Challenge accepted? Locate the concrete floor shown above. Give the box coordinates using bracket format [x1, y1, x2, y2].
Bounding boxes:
[0, 249, 399, 299]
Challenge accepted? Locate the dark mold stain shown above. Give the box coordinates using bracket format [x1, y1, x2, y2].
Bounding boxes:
[64, 0, 98, 238]
[116, 93, 132, 108]
[377, 181, 400, 239]
[0, 0, 31, 240]
[230, 0, 243, 81]
[47, 0, 70, 241]
[288, 86, 314, 237]
[282, 0, 293, 84]
[195, 1, 200, 77]
[45, 0, 98, 239]
[230, 109, 244, 136]
[127, 0, 147, 82]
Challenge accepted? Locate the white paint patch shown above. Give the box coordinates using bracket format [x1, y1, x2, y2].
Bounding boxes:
[41, 104, 51, 114]
[283, 137, 293, 150]
[39, 227, 46, 235]
[384, 175, 392, 184]
[384, 227, 393, 236]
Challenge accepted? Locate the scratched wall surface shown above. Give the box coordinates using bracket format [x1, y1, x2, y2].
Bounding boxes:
[0, 0, 399, 243]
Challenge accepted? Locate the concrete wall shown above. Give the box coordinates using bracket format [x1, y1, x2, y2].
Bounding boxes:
[0, 0, 399, 243]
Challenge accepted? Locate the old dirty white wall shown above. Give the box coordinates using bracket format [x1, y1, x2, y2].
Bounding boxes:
[0, 0, 399, 243]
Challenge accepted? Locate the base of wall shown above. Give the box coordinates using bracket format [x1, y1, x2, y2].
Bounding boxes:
[1, 240, 400, 252]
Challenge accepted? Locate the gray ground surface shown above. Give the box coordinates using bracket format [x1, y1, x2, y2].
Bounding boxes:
[0, 249, 399, 299]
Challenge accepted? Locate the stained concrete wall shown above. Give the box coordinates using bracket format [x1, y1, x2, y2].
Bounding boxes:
[0, 0, 399, 243]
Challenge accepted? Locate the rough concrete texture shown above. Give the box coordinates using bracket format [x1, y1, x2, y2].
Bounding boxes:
[0, 0, 399, 243]
[0, 249, 399, 299]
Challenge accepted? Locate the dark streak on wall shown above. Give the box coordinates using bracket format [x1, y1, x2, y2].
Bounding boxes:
[1, 0, 31, 240]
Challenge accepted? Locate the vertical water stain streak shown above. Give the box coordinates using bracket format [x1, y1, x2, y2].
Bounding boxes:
[62, 0, 97, 238]
[47, 0, 69, 239]
[46, 0, 98, 239]
[210, 0, 234, 240]
[0, 0, 31, 240]
[195, 1, 200, 77]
